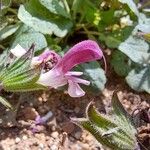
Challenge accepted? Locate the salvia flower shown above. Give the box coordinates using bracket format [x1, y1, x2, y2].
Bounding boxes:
[10, 40, 104, 97]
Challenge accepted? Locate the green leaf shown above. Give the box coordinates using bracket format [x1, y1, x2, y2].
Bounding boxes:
[126, 66, 150, 93]
[119, 0, 139, 17]
[0, 96, 13, 110]
[0, 24, 20, 41]
[78, 62, 106, 93]
[11, 24, 47, 52]
[0, 50, 7, 71]
[72, 119, 119, 150]
[72, 95, 137, 150]
[105, 36, 121, 48]
[137, 14, 150, 33]
[112, 92, 136, 133]
[39, 0, 70, 18]
[99, 27, 134, 49]
[86, 102, 117, 129]
[119, 35, 150, 64]
[111, 51, 131, 76]
[0, 45, 46, 92]
[18, 0, 73, 37]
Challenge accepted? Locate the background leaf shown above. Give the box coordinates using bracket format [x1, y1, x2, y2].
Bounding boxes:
[126, 66, 150, 93]
[119, 35, 150, 64]
[11, 24, 47, 52]
[119, 0, 140, 17]
[0, 24, 20, 41]
[111, 50, 131, 76]
[18, 0, 73, 37]
[39, 0, 70, 18]
[78, 62, 106, 93]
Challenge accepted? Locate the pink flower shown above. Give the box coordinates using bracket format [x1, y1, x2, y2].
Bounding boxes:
[37, 40, 104, 97]
[10, 40, 104, 97]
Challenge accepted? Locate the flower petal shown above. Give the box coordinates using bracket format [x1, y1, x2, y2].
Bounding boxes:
[56, 40, 103, 73]
[68, 80, 85, 97]
[65, 71, 83, 76]
[10, 44, 26, 58]
[37, 69, 67, 88]
[37, 49, 61, 62]
[70, 77, 90, 85]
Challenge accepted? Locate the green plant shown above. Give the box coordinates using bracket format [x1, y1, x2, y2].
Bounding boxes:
[71, 92, 138, 150]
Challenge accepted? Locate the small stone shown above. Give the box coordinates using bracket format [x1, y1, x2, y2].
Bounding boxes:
[74, 131, 82, 140]
[39, 143, 44, 149]
[51, 131, 59, 139]
[51, 144, 57, 150]
[81, 143, 89, 149]
[22, 135, 28, 140]
[15, 137, 21, 143]
[74, 107, 80, 113]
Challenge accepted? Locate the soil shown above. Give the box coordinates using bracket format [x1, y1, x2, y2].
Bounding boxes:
[0, 54, 149, 150]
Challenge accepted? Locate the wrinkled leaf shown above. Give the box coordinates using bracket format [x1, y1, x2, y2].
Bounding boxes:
[137, 14, 150, 33]
[39, 0, 70, 18]
[0, 24, 20, 41]
[126, 66, 150, 93]
[78, 62, 106, 93]
[119, 36, 150, 64]
[18, 0, 73, 37]
[111, 51, 131, 76]
[119, 0, 139, 17]
[11, 31, 47, 52]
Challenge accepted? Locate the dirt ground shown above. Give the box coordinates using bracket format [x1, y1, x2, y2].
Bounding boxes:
[0, 56, 149, 150]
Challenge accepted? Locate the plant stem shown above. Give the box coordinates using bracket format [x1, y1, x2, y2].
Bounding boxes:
[0, 45, 5, 50]
[79, 30, 100, 36]
[8, 8, 17, 15]
[62, 0, 70, 13]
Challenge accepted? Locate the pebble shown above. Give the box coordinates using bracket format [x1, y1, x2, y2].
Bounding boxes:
[74, 131, 82, 140]
[81, 143, 89, 149]
[50, 144, 57, 150]
[51, 131, 59, 139]
[39, 143, 44, 149]
[22, 135, 28, 140]
[74, 107, 80, 113]
[15, 137, 21, 144]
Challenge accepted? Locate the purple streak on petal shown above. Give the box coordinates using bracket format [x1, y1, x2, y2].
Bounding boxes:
[55, 40, 103, 73]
